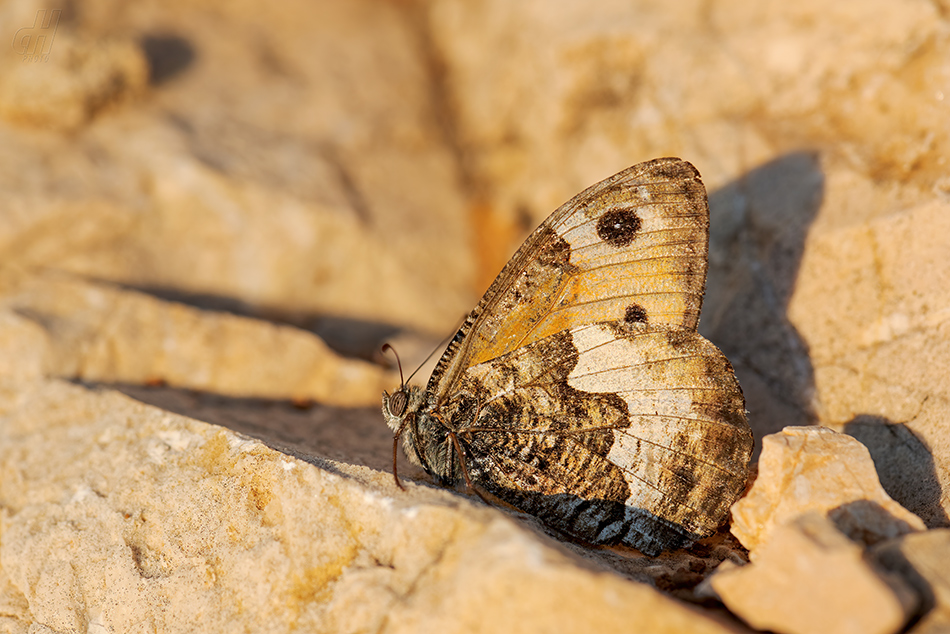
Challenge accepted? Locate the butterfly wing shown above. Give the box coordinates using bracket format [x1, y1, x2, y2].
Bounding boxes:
[451, 321, 751, 555]
[428, 157, 710, 399]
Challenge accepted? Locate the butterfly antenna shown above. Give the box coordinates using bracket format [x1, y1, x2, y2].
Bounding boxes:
[382, 343, 409, 491]
[381, 343, 405, 388]
[405, 319, 465, 385]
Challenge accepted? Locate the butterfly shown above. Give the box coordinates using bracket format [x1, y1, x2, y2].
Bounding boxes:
[382, 158, 753, 556]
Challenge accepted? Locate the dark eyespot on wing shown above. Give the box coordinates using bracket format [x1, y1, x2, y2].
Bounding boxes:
[596, 208, 642, 247]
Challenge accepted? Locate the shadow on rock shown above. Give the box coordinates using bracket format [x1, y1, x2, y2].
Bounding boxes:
[828, 499, 925, 546]
[140, 34, 197, 85]
[702, 151, 825, 448]
[102, 382, 429, 483]
[845, 415, 950, 528]
[88, 282, 408, 364]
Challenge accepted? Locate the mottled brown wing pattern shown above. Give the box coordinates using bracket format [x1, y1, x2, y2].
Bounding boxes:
[427, 158, 709, 401]
[452, 320, 750, 554]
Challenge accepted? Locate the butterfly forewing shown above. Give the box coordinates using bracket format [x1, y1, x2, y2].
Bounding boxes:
[429, 158, 709, 397]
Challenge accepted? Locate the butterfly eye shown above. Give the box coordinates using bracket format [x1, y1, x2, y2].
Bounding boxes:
[389, 389, 408, 417]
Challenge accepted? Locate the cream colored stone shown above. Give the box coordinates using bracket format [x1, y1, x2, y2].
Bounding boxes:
[0, 310, 48, 382]
[0, 275, 391, 406]
[788, 196, 950, 525]
[791, 198, 950, 373]
[0, 379, 741, 634]
[0, 31, 148, 131]
[712, 513, 918, 634]
[427, 0, 944, 225]
[731, 427, 926, 553]
[0, 0, 474, 335]
[873, 529, 950, 634]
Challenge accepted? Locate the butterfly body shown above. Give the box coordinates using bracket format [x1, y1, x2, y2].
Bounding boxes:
[382, 158, 753, 556]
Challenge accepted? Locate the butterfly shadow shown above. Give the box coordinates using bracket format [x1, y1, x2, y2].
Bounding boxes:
[702, 151, 825, 451]
[702, 156, 950, 529]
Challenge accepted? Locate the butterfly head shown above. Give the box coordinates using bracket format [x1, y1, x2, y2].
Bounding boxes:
[380, 343, 426, 444]
[381, 383, 424, 433]
[382, 380, 429, 480]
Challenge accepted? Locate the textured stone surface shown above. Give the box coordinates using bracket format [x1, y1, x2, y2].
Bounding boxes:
[791, 191, 950, 526]
[0, 380, 744, 634]
[0, 28, 148, 131]
[711, 513, 918, 634]
[873, 529, 950, 634]
[0, 0, 473, 337]
[0, 273, 391, 406]
[428, 0, 946, 212]
[731, 427, 926, 554]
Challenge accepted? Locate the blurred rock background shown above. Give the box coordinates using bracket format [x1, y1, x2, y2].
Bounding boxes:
[1, 0, 949, 632]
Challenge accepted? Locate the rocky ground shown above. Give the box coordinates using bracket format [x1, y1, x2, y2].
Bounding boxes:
[1, 0, 949, 632]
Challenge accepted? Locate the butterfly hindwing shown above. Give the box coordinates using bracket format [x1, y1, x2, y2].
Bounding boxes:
[452, 319, 750, 554]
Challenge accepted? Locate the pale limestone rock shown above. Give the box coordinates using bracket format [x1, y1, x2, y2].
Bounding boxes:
[0, 275, 391, 407]
[0, 30, 148, 131]
[789, 195, 950, 525]
[0, 0, 473, 335]
[873, 529, 950, 634]
[711, 513, 918, 634]
[0, 310, 48, 382]
[0, 379, 742, 634]
[731, 427, 926, 553]
[425, 0, 944, 239]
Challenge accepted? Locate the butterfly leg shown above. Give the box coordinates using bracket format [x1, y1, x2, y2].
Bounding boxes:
[446, 430, 491, 505]
[456, 398, 493, 504]
[391, 416, 413, 491]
